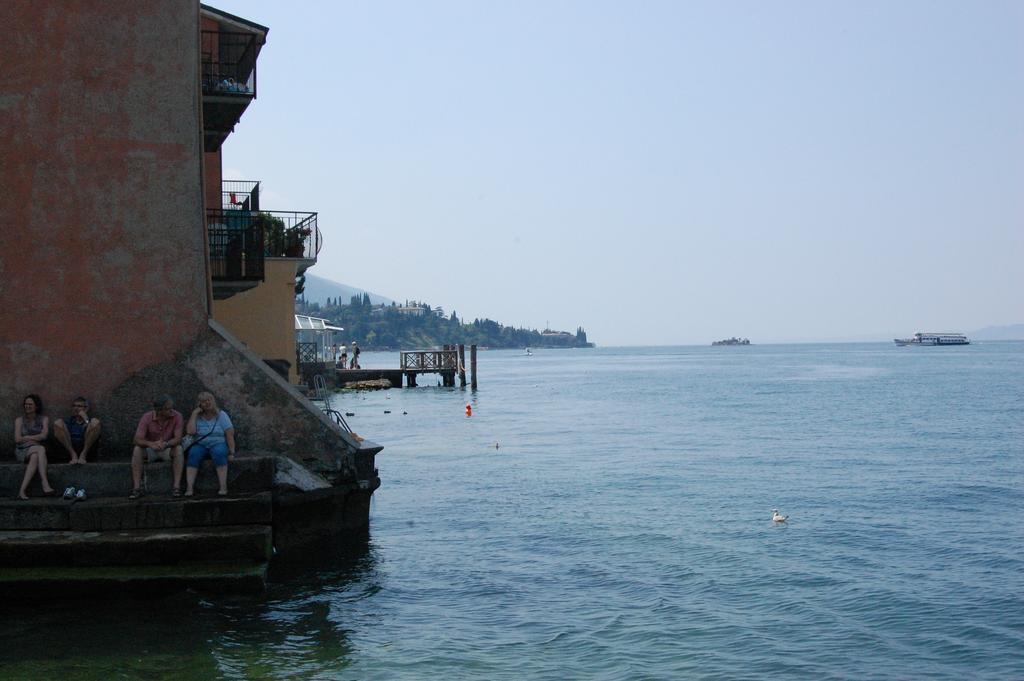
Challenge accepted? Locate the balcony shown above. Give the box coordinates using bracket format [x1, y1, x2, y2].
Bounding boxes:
[262, 211, 321, 267]
[221, 179, 260, 212]
[208, 201, 322, 300]
[202, 30, 261, 152]
[208, 209, 264, 299]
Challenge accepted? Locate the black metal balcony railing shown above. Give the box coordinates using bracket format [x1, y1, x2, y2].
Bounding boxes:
[207, 210, 322, 282]
[201, 31, 258, 97]
[260, 211, 321, 259]
[207, 209, 265, 281]
[221, 180, 260, 212]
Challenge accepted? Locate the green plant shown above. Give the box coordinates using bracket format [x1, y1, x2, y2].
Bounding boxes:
[284, 226, 311, 257]
[253, 212, 287, 256]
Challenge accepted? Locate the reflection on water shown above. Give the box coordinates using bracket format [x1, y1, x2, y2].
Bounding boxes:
[0, 534, 380, 680]
[211, 534, 380, 679]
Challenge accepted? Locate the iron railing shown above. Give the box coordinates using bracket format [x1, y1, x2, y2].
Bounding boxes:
[221, 180, 260, 212]
[296, 342, 318, 366]
[261, 211, 320, 259]
[201, 31, 258, 97]
[311, 375, 353, 433]
[208, 209, 320, 263]
[401, 350, 459, 370]
[207, 209, 264, 281]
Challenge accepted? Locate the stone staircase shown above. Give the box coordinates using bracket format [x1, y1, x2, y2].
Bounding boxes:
[0, 456, 278, 595]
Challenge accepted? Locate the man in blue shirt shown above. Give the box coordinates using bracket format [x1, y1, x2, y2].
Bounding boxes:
[52, 396, 102, 464]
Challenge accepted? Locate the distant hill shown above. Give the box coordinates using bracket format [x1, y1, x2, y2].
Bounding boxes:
[295, 296, 593, 350]
[968, 324, 1024, 340]
[300, 273, 393, 307]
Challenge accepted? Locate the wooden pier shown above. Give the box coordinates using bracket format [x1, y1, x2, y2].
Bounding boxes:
[333, 345, 477, 388]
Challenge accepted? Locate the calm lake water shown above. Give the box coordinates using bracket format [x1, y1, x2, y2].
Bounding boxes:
[2, 343, 1023, 679]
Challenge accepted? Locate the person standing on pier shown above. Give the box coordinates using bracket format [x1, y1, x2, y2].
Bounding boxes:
[338, 344, 347, 369]
[350, 342, 360, 369]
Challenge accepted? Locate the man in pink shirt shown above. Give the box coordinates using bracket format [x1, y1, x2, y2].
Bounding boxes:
[129, 395, 184, 499]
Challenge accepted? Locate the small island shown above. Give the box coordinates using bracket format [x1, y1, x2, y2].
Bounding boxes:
[712, 337, 751, 346]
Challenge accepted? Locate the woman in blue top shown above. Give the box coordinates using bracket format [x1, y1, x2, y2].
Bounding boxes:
[184, 391, 236, 497]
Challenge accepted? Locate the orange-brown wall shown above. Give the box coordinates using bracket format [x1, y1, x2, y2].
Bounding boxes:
[205, 148, 222, 211]
[213, 259, 300, 384]
[0, 1, 207, 438]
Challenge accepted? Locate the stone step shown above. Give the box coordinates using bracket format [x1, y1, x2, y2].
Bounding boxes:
[72, 492, 273, 532]
[0, 525, 272, 567]
[0, 562, 267, 596]
[0, 492, 273, 531]
[0, 455, 276, 499]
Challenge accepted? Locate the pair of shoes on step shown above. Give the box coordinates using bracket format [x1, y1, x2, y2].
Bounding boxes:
[62, 487, 87, 501]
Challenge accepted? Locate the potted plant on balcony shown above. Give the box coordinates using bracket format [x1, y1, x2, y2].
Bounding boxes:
[252, 212, 286, 256]
[284, 226, 312, 258]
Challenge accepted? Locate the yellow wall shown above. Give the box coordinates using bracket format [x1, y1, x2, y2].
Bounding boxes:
[213, 258, 299, 383]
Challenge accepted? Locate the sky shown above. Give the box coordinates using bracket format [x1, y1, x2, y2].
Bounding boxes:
[211, 0, 1024, 346]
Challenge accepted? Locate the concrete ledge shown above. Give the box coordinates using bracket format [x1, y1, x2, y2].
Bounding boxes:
[272, 477, 380, 555]
[0, 525, 272, 567]
[0, 492, 273, 532]
[0, 563, 267, 596]
[273, 455, 331, 493]
[0, 456, 276, 498]
[334, 369, 403, 388]
[70, 492, 273, 531]
[0, 499, 70, 530]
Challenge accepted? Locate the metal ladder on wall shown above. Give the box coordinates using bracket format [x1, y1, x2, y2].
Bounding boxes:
[312, 374, 352, 434]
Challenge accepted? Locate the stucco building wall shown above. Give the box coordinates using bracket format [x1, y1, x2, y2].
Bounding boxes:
[204, 149, 223, 213]
[0, 2, 372, 483]
[213, 259, 300, 384]
[99, 320, 370, 483]
[0, 1, 207, 452]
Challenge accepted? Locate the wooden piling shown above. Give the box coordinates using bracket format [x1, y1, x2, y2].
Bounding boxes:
[470, 344, 477, 389]
[458, 344, 466, 387]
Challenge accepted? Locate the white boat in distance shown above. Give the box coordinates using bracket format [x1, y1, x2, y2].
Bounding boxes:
[894, 332, 970, 346]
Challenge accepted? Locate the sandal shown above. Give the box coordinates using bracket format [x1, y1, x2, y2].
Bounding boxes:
[171, 488, 182, 498]
[128, 488, 143, 500]
[184, 490, 194, 497]
[218, 489, 228, 497]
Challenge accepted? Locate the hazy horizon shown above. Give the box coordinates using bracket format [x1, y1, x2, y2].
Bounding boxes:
[212, 0, 1024, 345]
[302, 271, 1022, 345]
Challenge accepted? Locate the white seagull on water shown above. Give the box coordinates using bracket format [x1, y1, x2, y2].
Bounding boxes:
[772, 509, 789, 523]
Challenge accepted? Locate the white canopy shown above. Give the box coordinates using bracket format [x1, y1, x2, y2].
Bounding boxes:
[294, 315, 343, 332]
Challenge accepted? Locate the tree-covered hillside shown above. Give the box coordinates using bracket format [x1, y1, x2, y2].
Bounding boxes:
[297, 295, 593, 350]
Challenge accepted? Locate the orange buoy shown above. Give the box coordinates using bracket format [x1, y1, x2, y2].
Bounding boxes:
[465, 404, 472, 417]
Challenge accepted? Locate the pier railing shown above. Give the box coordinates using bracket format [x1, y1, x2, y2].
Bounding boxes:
[400, 350, 459, 370]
